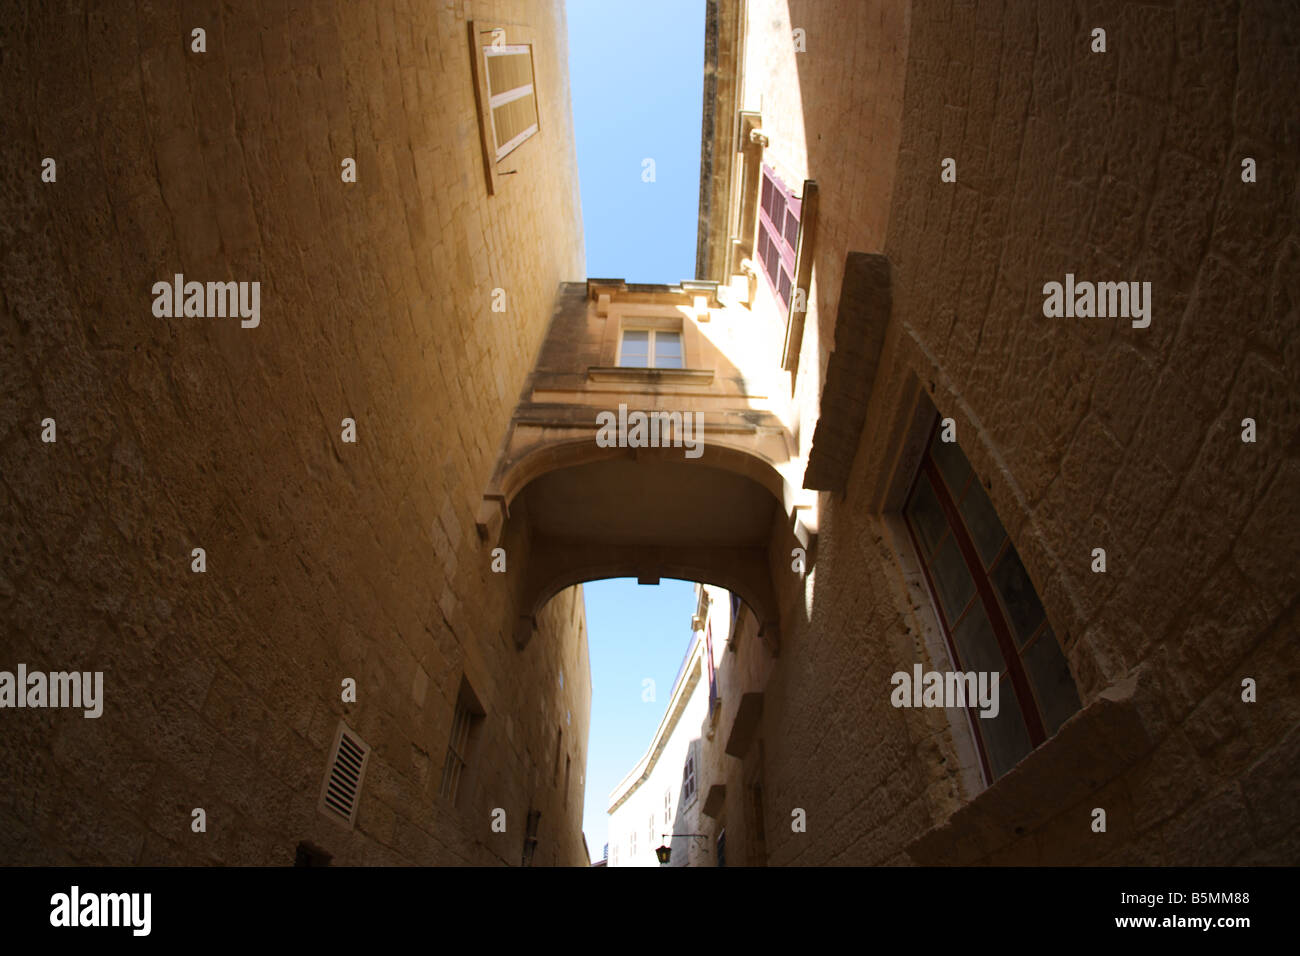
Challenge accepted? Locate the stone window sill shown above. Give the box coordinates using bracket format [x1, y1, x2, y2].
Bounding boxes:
[587, 366, 715, 386]
[906, 668, 1165, 864]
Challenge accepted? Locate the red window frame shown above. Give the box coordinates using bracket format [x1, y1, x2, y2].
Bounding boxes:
[705, 621, 718, 717]
[756, 165, 800, 311]
[902, 419, 1076, 783]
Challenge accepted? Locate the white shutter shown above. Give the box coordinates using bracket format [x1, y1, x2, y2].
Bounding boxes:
[483, 45, 538, 160]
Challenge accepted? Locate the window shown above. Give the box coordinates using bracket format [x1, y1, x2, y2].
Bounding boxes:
[681, 740, 698, 805]
[618, 328, 683, 369]
[664, 788, 672, 826]
[648, 815, 655, 847]
[756, 165, 801, 311]
[630, 830, 637, 857]
[705, 622, 718, 716]
[902, 420, 1082, 782]
[482, 42, 538, 161]
[439, 680, 484, 805]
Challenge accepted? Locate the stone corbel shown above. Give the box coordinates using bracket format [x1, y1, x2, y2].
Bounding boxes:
[476, 494, 509, 545]
[738, 258, 758, 307]
[791, 503, 817, 548]
[739, 110, 766, 152]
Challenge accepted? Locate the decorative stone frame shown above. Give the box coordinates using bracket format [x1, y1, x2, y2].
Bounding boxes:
[587, 289, 717, 386]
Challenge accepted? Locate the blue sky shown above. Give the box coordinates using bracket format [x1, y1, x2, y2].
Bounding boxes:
[567, 0, 705, 284]
[580, 578, 700, 858]
[565, 0, 706, 858]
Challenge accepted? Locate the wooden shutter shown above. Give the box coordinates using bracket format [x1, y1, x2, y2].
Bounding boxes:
[483, 44, 538, 160]
[757, 166, 801, 309]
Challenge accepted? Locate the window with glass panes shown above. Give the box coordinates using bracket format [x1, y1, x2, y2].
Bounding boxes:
[439, 698, 473, 803]
[902, 420, 1082, 782]
[681, 740, 698, 804]
[439, 680, 483, 805]
[618, 328, 683, 369]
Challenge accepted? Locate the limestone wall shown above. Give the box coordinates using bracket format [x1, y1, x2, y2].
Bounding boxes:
[0, 0, 590, 866]
[750, 0, 1298, 865]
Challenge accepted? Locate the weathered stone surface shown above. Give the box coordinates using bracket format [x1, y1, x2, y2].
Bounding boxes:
[0, 0, 591, 866]
[3, 0, 1297, 871]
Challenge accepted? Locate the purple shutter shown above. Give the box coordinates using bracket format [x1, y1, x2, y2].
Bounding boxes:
[757, 165, 801, 309]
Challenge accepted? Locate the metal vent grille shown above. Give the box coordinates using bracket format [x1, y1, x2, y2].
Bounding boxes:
[318, 721, 370, 828]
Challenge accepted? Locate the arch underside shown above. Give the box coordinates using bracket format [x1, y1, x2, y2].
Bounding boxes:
[505, 453, 788, 648]
[515, 541, 777, 645]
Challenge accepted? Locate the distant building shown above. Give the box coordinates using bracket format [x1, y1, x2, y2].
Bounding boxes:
[609, 583, 759, 866]
[607, 618, 719, 867]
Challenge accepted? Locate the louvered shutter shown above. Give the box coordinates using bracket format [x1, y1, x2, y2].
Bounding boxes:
[318, 722, 371, 828]
[757, 165, 801, 310]
[483, 45, 539, 160]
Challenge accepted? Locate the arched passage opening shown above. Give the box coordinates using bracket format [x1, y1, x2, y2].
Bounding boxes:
[490, 441, 799, 651]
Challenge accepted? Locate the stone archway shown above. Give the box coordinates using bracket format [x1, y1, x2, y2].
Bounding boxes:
[474, 277, 817, 653]
[487, 442, 796, 649]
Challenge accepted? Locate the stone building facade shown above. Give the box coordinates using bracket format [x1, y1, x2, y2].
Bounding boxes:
[608, 0, 1297, 866]
[606, 613, 713, 868]
[1, 0, 590, 866]
[680, 0, 1298, 865]
[689, 582, 775, 868]
[1, 0, 1296, 868]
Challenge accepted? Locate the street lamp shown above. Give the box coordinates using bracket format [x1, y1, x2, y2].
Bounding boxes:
[655, 833, 710, 865]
